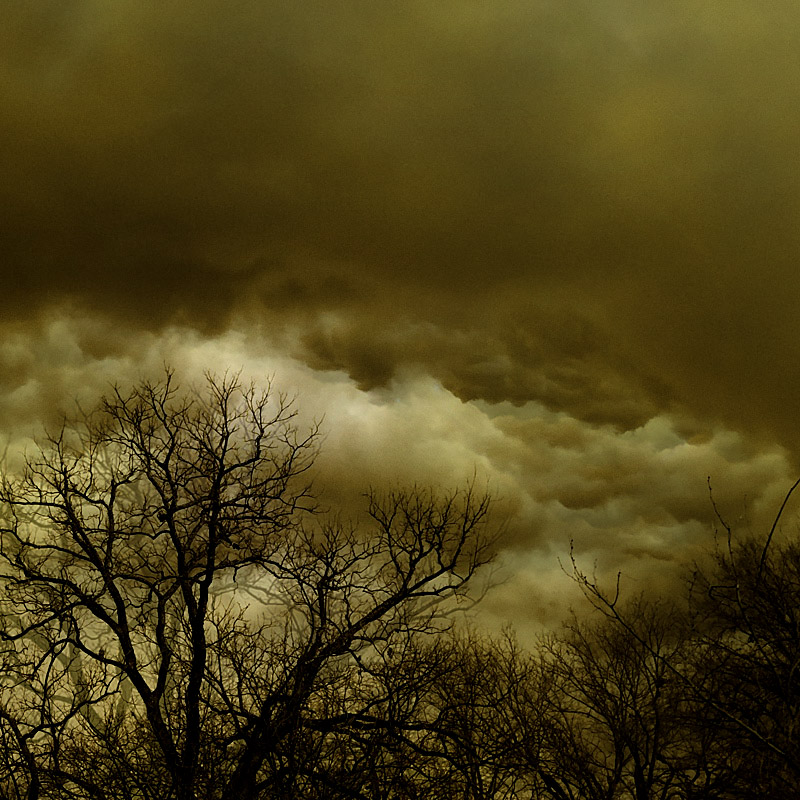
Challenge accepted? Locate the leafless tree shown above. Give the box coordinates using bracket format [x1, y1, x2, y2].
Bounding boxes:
[410, 630, 541, 800]
[315, 629, 543, 800]
[537, 596, 722, 800]
[684, 534, 800, 796]
[0, 371, 497, 800]
[569, 478, 800, 799]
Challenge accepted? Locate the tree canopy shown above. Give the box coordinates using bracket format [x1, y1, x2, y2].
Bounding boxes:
[0, 371, 797, 799]
[0, 372, 496, 799]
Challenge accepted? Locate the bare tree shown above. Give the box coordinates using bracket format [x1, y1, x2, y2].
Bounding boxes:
[537, 596, 719, 800]
[569, 478, 800, 799]
[684, 534, 800, 797]
[406, 630, 540, 800]
[0, 371, 497, 800]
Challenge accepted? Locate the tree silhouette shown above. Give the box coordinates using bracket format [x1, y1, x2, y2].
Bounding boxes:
[569, 480, 800, 799]
[0, 372, 497, 800]
[5, 368, 798, 799]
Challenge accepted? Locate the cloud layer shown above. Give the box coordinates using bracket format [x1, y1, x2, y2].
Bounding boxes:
[0, 319, 794, 629]
[4, 2, 800, 625]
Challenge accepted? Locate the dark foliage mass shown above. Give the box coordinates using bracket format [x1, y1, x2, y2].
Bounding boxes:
[0, 373, 796, 799]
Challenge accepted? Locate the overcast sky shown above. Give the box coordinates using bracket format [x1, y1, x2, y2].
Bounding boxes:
[4, 1, 800, 629]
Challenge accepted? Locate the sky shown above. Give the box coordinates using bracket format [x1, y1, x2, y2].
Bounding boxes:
[3, 1, 800, 631]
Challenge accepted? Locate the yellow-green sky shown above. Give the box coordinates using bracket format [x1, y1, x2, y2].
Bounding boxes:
[3, 1, 800, 628]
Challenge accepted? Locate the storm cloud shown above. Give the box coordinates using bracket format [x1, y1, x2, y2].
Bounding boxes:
[3, 1, 800, 624]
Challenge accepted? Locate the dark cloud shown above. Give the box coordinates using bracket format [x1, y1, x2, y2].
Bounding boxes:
[296, 308, 667, 429]
[0, 313, 794, 632]
[4, 1, 800, 456]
